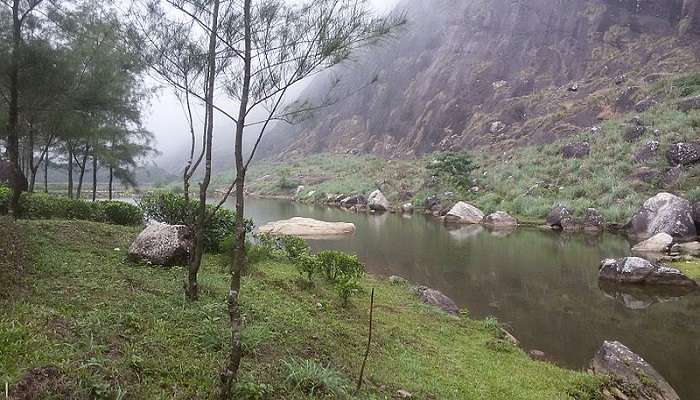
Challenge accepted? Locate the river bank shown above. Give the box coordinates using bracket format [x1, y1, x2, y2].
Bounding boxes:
[0, 218, 611, 399]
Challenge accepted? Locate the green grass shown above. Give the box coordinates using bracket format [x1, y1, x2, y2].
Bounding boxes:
[1, 219, 605, 399]
[671, 260, 700, 280]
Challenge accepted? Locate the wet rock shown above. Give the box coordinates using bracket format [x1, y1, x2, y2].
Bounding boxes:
[415, 286, 459, 315]
[677, 95, 700, 112]
[546, 205, 574, 229]
[258, 217, 355, 238]
[631, 233, 673, 254]
[423, 195, 441, 212]
[529, 350, 547, 361]
[626, 192, 696, 240]
[670, 241, 700, 257]
[483, 211, 517, 227]
[368, 190, 390, 212]
[591, 341, 680, 400]
[623, 125, 646, 142]
[444, 201, 484, 224]
[401, 203, 414, 213]
[340, 194, 366, 208]
[599, 257, 697, 287]
[561, 142, 590, 159]
[582, 208, 605, 232]
[128, 223, 193, 266]
[666, 141, 700, 166]
[633, 140, 659, 163]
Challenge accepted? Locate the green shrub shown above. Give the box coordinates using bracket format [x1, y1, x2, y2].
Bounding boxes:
[335, 275, 362, 307]
[100, 201, 144, 226]
[0, 185, 9, 214]
[232, 380, 273, 400]
[295, 253, 321, 283]
[18, 193, 105, 221]
[282, 358, 351, 396]
[278, 235, 310, 261]
[426, 151, 478, 190]
[138, 192, 252, 252]
[316, 250, 365, 282]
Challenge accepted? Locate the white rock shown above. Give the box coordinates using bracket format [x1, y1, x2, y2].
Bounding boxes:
[257, 217, 355, 238]
[445, 201, 484, 224]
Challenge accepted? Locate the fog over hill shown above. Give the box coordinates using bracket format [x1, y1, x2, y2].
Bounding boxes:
[259, 0, 700, 159]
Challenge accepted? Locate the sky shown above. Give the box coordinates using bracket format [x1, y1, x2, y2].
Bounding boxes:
[144, 0, 402, 167]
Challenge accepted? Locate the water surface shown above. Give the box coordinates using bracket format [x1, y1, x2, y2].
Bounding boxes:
[239, 197, 700, 399]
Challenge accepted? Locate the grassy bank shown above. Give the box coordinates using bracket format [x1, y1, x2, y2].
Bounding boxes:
[1, 219, 605, 399]
[225, 74, 700, 225]
[672, 260, 700, 280]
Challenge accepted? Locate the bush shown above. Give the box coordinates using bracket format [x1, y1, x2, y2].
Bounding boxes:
[0, 185, 9, 214]
[335, 275, 362, 307]
[138, 192, 252, 252]
[100, 201, 144, 226]
[316, 250, 365, 282]
[278, 235, 310, 261]
[282, 358, 351, 396]
[426, 151, 478, 190]
[295, 253, 321, 283]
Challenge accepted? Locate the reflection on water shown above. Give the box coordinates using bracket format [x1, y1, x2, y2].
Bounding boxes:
[239, 197, 700, 399]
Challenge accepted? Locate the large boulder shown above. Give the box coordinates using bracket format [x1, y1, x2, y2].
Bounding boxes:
[415, 286, 459, 315]
[257, 217, 355, 238]
[591, 341, 680, 400]
[546, 205, 574, 229]
[666, 141, 700, 166]
[626, 193, 696, 240]
[561, 142, 590, 159]
[444, 201, 484, 224]
[367, 190, 390, 212]
[128, 223, 193, 266]
[599, 257, 697, 287]
[631, 233, 674, 254]
[677, 95, 700, 112]
[482, 211, 517, 227]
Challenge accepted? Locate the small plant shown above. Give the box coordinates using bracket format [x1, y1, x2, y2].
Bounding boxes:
[317, 250, 365, 282]
[426, 151, 478, 190]
[335, 276, 362, 307]
[232, 380, 273, 400]
[295, 253, 321, 283]
[278, 235, 310, 261]
[282, 358, 351, 396]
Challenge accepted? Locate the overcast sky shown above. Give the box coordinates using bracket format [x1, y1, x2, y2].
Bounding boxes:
[144, 0, 402, 165]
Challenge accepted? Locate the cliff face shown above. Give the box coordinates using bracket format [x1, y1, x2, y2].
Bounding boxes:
[261, 0, 700, 159]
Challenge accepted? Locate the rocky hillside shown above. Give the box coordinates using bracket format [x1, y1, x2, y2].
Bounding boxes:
[261, 0, 700, 158]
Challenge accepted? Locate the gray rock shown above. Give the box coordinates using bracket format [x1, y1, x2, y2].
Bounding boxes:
[677, 95, 700, 112]
[582, 208, 605, 232]
[401, 203, 414, 214]
[483, 211, 517, 227]
[340, 194, 366, 208]
[423, 195, 441, 212]
[599, 257, 697, 287]
[631, 233, 674, 254]
[490, 121, 506, 134]
[444, 201, 484, 224]
[671, 241, 700, 256]
[633, 140, 659, 163]
[529, 350, 547, 361]
[389, 275, 408, 284]
[623, 125, 646, 142]
[128, 223, 193, 266]
[561, 142, 590, 159]
[416, 286, 459, 315]
[666, 141, 700, 166]
[591, 341, 680, 400]
[546, 205, 574, 229]
[367, 190, 390, 212]
[626, 193, 697, 240]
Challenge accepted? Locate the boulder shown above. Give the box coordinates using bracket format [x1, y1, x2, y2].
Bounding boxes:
[591, 341, 680, 400]
[582, 208, 605, 232]
[257, 217, 355, 238]
[128, 223, 193, 266]
[623, 125, 646, 142]
[631, 232, 674, 254]
[599, 257, 697, 287]
[415, 286, 459, 315]
[367, 190, 390, 212]
[633, 140, 659, 163]
[666, 141, 700, 166]
[561, 142, 590, 159]
[423, 195, 441, 212]
[389, 275, 408, 284]
[626, 193, 697, 240]
[339, 194, 366, 208]
[444, 201, 484, 224]
[483, 211, 517, 227]
[677, 95, 700, 112]
[546, 205, 574, 229]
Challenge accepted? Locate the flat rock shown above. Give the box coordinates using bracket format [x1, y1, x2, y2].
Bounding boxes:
[257, 217, 355, 238]
[631, 233, 673, 254]
[128, 222, 193, 266]
[599, 257, 697, 287]
[416, 286, 459, 315]
[483, 211, 517, 227]
[591, 341, 680, 400]
[444, 201, 484, 224]
[625, 192, 696, 240]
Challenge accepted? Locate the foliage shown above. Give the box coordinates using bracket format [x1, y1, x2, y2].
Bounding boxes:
[282, 358, 351, 396]
[672, 73, 700, 97]
[278, 235, 311, 261]
[232, 380, 273, 400]
[138, 192, 251, 252]
[334, 276, 363, 308]
[427, 151, 478, 191]
[100, 201, 144, 226]
[0, 185, 9, 214]
[294, 253, 321, 284]
[14, 193, 143, 226]
[316, 250, 365, 282]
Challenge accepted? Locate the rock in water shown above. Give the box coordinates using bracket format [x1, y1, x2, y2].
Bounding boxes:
[339, 194, 366, 208]
[546, 205, 574, 229]
[483, 211, 518, 227]
[367, 190, 390, 212]
[444, 201, 484, 224]
[401, 203, 414, 213]
[128, 223, 193, 266]
[415, 286, 459, 315]
[591, 341, 680, 400]
[626, 193, 697, 240]
[257, 217, 355, 238]
[631, 233, 674, 254]
[582, 208, 605, 232]
[599, 257, 697, 287]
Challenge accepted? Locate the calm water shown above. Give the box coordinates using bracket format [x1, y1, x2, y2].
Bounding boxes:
[237, 198, 700, 398]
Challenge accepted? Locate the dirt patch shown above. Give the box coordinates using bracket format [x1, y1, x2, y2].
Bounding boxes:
[10, 366, 73, 400]
[0, 217, 26, 300]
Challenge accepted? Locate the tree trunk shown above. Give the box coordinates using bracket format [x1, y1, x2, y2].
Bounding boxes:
[7, 0, 22, 217]
[68, 144, 74, 199]
[44, 153, 49, 193]
[186, 0, 220, 301]
[108, 166, 113, 200]
[221, 0, 251, 396]
[75, 147, 89, 199]
[92, 152, 98, 202]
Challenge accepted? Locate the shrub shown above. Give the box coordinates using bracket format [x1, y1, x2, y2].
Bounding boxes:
[426, 151, 478, 190]
[232, 380, 273, 400]
[295, 253, 321, 283]
[100, 201, 144, 226]
[138, 192, 252, 252]
[282, 358, 351, 396]
[18, 193, 105, 221]
[0, 185, 9, 214]
[278, 235, 310, 261]
[335, 275, 362, 307]
[316, 250, 365, 282]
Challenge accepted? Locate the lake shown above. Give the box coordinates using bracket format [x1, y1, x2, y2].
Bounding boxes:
[239, 197, 700, 399]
